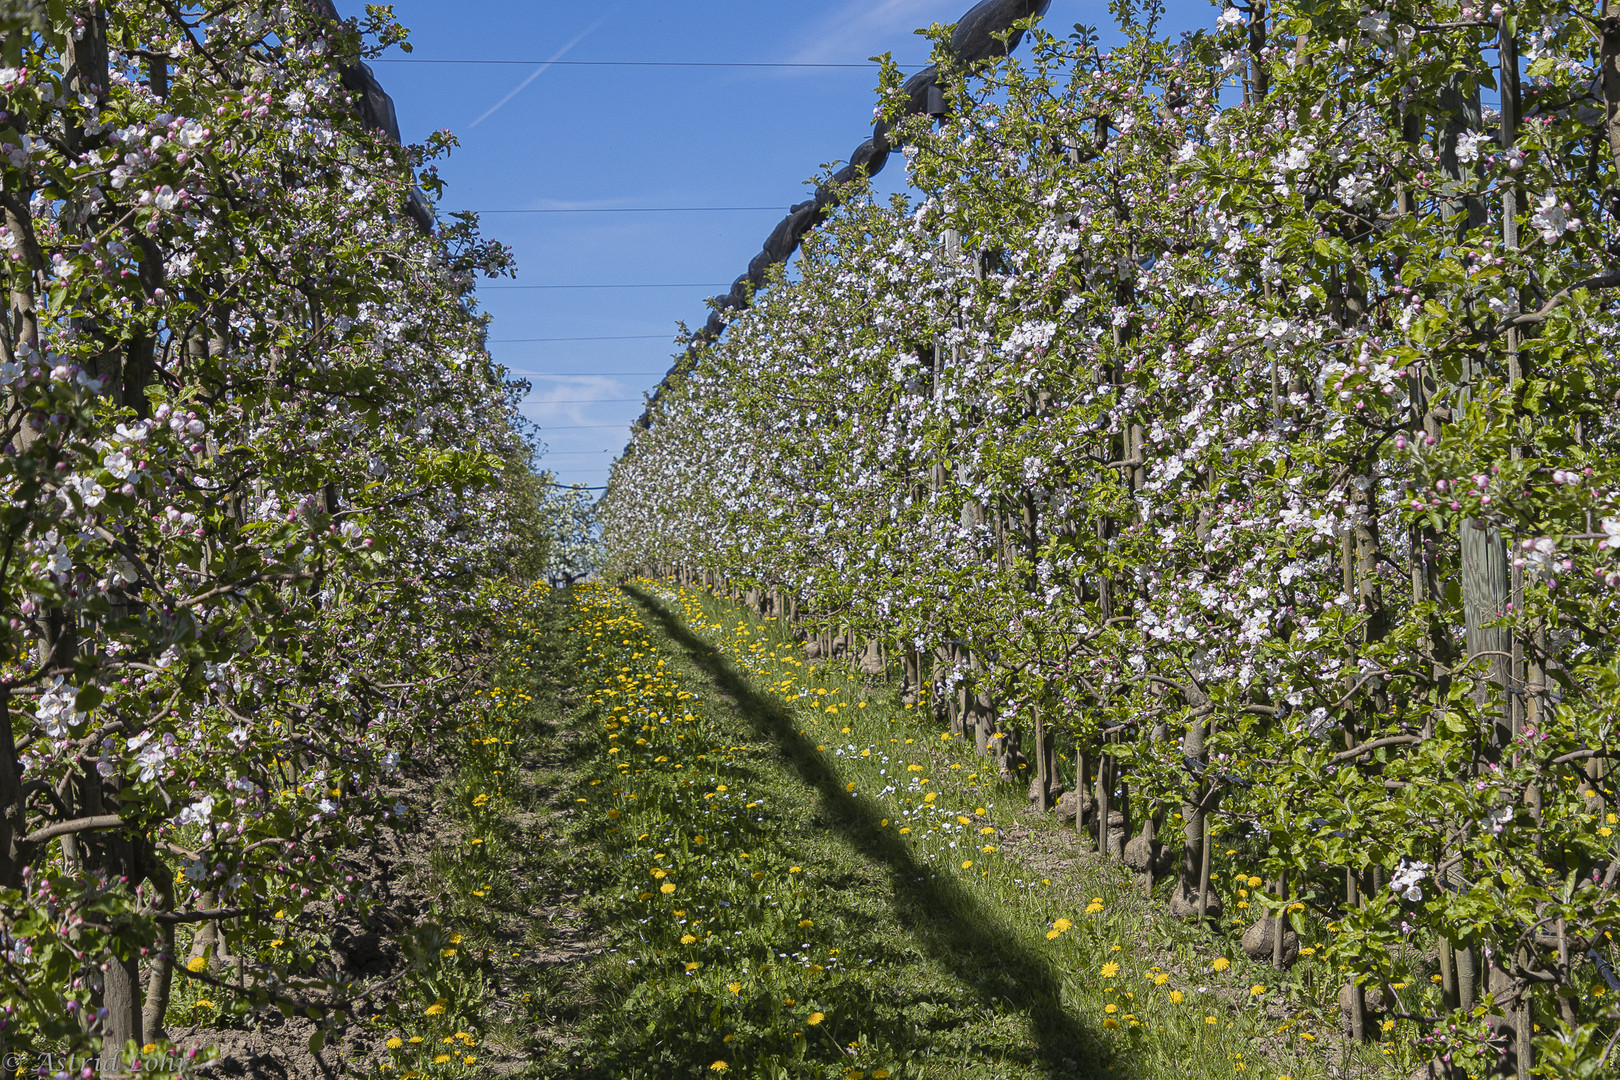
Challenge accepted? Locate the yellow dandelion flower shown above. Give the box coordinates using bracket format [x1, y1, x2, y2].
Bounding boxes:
[432, 1055, 451, 1065]
[386, 1038, 403, 1049]
[711, 1063, 728, 1072]
[425, 1003, 446, 1016]
[807, 1012, 825, 1025]
[728, 982, 743, 995]
[1205, 1016, 1218, 1026]
[799, 919, 814, 928]
[1154, 974, 1169, 986]
[186, 957, 208, 973]
[681, 934, 697, 945]
[1170, 990, 1184, 1004]
[1250, 985, 1266, 996]
[1103, 1017, 1119, 1029]
[1105, 1003, 1118, 1014]
[1212, 957, 1231, 972]
[1101, 961, 1120, 978]
[661, 883, 677, 894]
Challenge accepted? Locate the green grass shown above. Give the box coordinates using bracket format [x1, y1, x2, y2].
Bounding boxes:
[384, 578, 1416, 1080]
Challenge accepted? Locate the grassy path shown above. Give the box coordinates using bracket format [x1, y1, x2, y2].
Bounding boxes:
[459, 581, 1398, 1080]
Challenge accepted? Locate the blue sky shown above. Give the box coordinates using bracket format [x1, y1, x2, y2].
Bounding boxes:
[372, 1, 1217, 489]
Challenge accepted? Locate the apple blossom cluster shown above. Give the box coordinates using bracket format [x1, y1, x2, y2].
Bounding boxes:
[0, 0, 555, 1072]
[603, 0, 1620, 1070]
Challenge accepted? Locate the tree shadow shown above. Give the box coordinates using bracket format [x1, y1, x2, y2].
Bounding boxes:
[625, 585, 1132, 1080]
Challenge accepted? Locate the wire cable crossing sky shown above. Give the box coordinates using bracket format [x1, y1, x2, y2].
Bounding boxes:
[382, 0, 1209, 491]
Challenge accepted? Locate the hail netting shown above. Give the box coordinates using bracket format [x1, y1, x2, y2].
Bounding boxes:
[311, 0, 433, 233]
[636, 0, 1052, 429]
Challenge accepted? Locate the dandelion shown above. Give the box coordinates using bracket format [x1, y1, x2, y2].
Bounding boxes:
[1212, 957, 1231, 972]
[661, 883, 676, 894]
[1250, 985, 1266, 996]
[681, 934, 697, 944]
[961, 860, 973, 869]
[433, 1055, 451, 1065]
[1101, 961, 1120, 978]
[425, 1002, 446, 1016]
[386, 1038, 402, 1049]
[186, 957, 207, 973]
[1154, 974, 1169, 986]
[1103, 1017, 1119, 1029]
[799, 919, 814, 928]
[1170, 990, 1184, 1004]
[1053, 918, 1072, 932]
[686, 962, 701, 972]
[808, 1012, 825, 1025]
[1205, 1016, 1218, 1026]
[1105, 1003, 1118, 1014]
[728, 982, 743, 995]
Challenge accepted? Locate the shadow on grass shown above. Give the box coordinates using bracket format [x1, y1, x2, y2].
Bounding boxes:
[625, 585, 1128, 1080]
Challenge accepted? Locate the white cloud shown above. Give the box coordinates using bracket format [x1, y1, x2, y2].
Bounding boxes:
[518, 375, 644, 428]
[468, 4, 626, 129]
[787, 0, 945, 65]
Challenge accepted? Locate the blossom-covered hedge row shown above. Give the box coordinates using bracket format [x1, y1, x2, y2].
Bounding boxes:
[603, 1, 1620, 1074]
[0, 1, 554, 1073]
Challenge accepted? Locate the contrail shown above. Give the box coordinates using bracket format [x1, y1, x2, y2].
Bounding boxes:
[468, 8, 620, 129]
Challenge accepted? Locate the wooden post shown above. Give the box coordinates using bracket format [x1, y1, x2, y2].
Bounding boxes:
[1075, 751, 1087, 839]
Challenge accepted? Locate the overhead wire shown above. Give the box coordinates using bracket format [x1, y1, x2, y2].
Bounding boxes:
[470, 206, 783, 213]
[489, 336, 669, 343]
[484, 283, 732, 290]
[371, 58, 912, 69]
